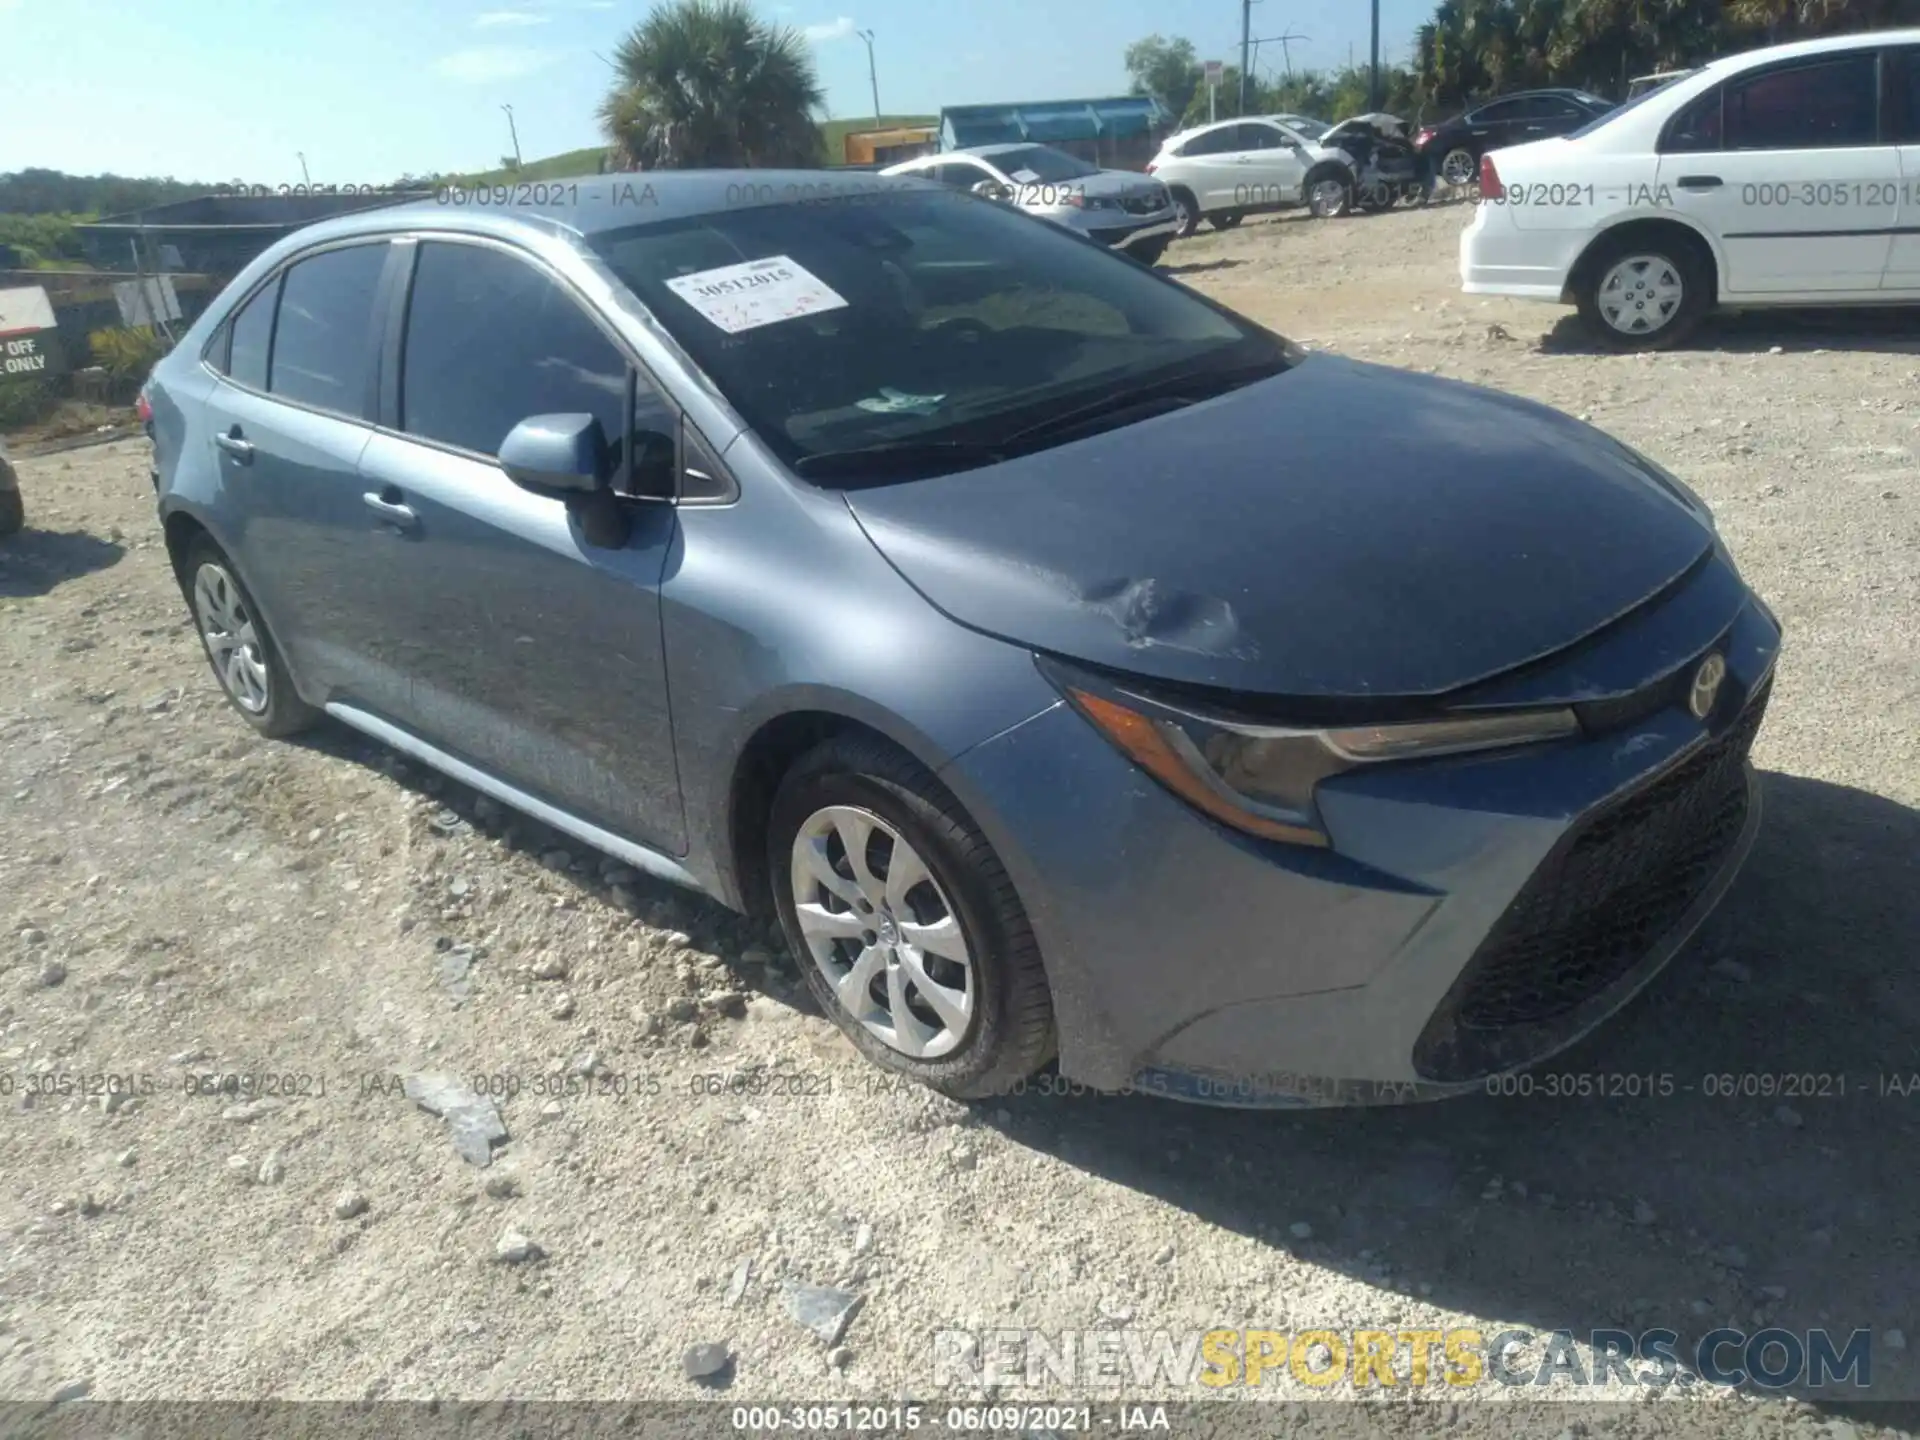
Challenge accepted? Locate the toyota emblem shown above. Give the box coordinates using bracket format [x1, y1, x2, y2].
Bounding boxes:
[1688, 653, 1727, 720]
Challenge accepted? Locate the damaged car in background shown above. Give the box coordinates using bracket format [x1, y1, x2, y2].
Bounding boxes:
[880, 143, 1181, 266]
[142, 171, 1780, 1108]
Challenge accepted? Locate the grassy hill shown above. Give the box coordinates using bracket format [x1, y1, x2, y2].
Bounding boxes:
[461, 115, 937, 184]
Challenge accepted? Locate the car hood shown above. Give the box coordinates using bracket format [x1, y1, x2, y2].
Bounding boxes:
[1038, 169, 1167, 205]
[842, 354, 1716, 700]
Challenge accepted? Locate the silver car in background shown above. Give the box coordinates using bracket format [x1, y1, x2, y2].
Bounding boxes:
[1147, 114, 1361, 230]
[881, 143, 1181, 265]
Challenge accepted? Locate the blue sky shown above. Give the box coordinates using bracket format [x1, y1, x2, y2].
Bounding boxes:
[0, 0, 1433, 182]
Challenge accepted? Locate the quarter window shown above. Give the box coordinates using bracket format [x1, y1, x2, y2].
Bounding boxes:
[398, 241, 645, 466]
[1724, 54, 1880, 150]
[267, 243, 388, 417]
[224, 278, 278, 392]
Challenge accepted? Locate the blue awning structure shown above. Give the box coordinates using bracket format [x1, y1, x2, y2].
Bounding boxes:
[939, 96, 1171, 151]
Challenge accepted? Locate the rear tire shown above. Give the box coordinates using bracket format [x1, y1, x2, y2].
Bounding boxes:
[768, 734, 1055, 1100]
[1438, 146, 1477, 188]
[182, 536, 320, 738]
[0, 488, 21, 538]
[1574, 232, 1710, 353]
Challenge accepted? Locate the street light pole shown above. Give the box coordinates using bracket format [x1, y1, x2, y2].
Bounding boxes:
[296, 152, 311, 186]
[857, 29, 880, 122]
[501, 104, 523, 168]
[1369, 0, 1381, 110]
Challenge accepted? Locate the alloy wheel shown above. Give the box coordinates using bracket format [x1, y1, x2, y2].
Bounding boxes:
[1308, 177, 1350, 218]
[192, 561, 270, 713]
[1440, 147, 1477, 187]
[788, 804, 976, 1060]
[1597, 254, 1684, 337]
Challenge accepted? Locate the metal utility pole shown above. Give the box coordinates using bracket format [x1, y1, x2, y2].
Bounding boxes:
[296, 152, 311, 186]
[501, 104, 522, 168]
[1238, 0, 1253, 115]
[857, 29, 880, 122]
[1369, 0, 1381, 110]
[1251, 31, 1308, 85]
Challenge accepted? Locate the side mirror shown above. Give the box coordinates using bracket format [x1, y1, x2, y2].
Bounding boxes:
[970, 179, 1014, 203]
[499, 413, 607, 494]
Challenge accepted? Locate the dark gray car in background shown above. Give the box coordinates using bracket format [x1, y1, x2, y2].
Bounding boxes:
[142, 173, 1780, 1106]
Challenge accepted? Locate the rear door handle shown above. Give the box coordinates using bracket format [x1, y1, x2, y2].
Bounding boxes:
[1677, 174, 1723, 189]
[214, 428, 254, 463]
[362, 490, 418, 530]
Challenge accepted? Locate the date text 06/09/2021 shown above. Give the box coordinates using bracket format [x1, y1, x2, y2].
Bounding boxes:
[728, 1403, 1170, 1432]
[1489, 179, 1920, 209]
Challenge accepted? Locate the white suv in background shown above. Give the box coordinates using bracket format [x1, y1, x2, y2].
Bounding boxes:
[1147, 115, 1357, 232]
[1461, 28, 1920, 350]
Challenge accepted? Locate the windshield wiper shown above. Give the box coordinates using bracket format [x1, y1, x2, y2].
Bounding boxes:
[791, 438, 1009, 480]
[997, 354, 1290, 447]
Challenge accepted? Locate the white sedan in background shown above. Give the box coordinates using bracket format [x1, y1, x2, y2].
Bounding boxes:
[1461, 28, 1920, 350]
[882, 144, 1182, 265]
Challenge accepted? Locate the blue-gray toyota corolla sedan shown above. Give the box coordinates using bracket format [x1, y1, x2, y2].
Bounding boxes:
[143, 172, 1781, 1107]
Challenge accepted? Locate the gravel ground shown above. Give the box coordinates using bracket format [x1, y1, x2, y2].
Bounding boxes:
[2, 197, 1917, 1439]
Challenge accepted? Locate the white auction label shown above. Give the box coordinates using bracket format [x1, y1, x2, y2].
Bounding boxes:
[663, 255, 848, 334]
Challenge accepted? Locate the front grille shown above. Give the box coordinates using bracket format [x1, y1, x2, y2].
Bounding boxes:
[1438, 679, 1771, 1044]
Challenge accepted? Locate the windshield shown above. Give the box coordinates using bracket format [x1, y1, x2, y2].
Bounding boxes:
[1273, 115, 1330, 139]
[984, 145, 1099, 182]
[591, 190, 1290, 476]
[1569, 71, 1698, 137]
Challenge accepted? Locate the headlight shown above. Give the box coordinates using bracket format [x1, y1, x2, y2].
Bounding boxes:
[1045, 660, 1578, 848]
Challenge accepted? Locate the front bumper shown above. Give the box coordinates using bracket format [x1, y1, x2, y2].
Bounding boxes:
[940, 575, 1782, 1105]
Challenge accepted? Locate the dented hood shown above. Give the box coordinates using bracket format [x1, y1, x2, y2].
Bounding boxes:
[842, 354, 1716, 699]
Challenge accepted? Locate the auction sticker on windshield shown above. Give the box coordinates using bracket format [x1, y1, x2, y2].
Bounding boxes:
[663, 255, 848, 334]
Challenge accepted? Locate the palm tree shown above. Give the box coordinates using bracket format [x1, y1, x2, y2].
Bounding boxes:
[597, 0, 826, 170]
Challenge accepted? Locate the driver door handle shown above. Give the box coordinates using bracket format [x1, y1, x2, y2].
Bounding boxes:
[214, 428, 254, 463]
[1677, 174, 1724, 189]
[363, 489, 418, 530]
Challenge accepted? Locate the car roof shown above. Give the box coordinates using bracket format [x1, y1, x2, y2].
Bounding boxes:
[246, 169, 943, 249]
[1703, 25, 1920, 70]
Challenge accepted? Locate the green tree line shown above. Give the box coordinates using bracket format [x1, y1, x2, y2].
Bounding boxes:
[1128, 0, 1920, 126]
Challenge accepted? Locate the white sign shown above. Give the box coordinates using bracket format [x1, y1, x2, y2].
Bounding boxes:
[0, 285, 57, 339]
[663, 255, 848, 335]
[113, 275, 182, 328]
[3, 335, 50, 375]
[1204, 60, 1223, 82]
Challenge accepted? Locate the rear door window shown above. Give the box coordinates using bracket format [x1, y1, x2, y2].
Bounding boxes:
[1895, 47, 1920, 143]
[1724, 54, 1880, 150]
[267, 242, 389, 418]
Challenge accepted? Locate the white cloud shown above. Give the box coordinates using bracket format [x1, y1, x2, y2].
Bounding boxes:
[433, 46, 559, 82]
[475, 9, 551, 26]
[804, 16, 857, 42]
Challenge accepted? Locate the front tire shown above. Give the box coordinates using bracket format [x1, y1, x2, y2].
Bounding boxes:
[183, 537, 319, 738]
[1168, 188, 1200, 238]
[1126, 236, 1169, 267]
[1305, 167, 1352, 219]
[0, 488, 21, 538]
[768, 734, 1055, 1100]
[1574, 233, 1710, 352]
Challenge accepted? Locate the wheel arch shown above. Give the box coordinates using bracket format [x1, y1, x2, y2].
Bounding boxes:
[718, 694, 982, 922]
[1563, 216, 1723, 306]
